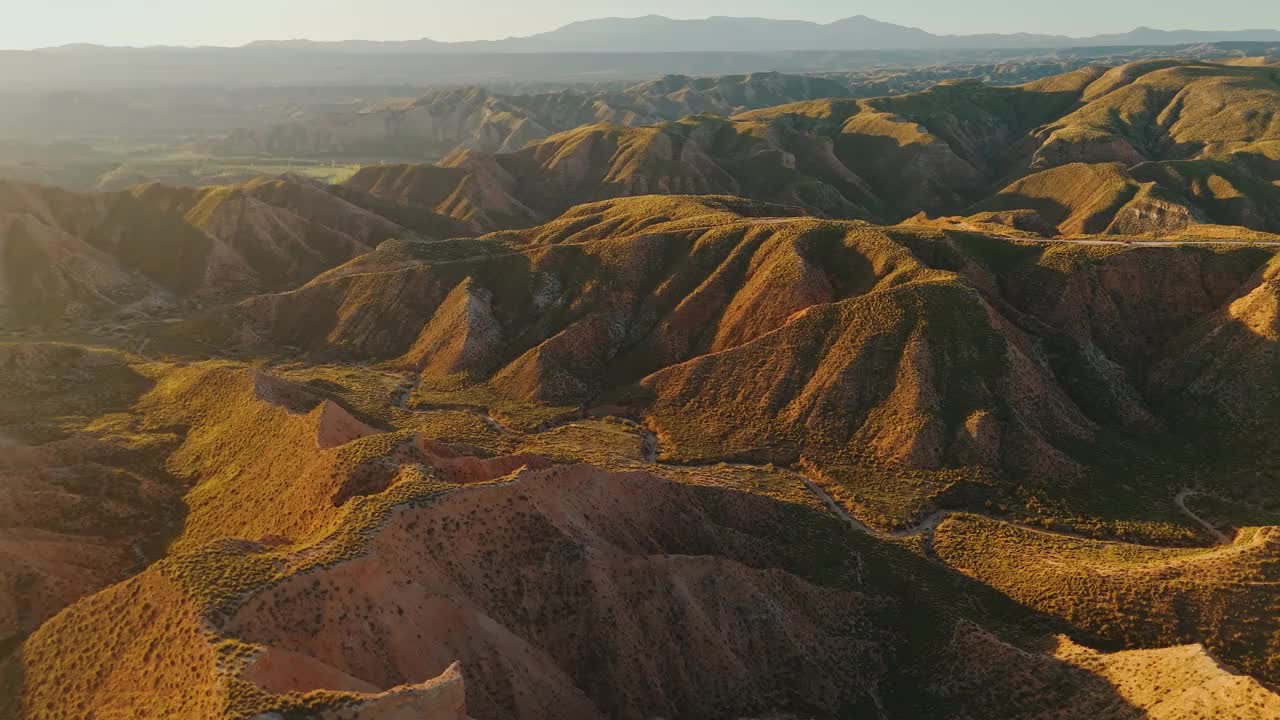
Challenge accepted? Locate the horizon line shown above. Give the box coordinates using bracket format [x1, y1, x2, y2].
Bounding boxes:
[6, 14, 1280, 53]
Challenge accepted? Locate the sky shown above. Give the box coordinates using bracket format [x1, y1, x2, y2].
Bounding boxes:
[3, 0, 1279, 49]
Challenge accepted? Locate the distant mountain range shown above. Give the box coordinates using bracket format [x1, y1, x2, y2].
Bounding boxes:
[3, 17, 1278, 93]
[185, 15, 1280, 53]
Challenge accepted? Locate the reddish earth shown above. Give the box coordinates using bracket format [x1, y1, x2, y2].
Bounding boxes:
[7, 59, 1280, 720]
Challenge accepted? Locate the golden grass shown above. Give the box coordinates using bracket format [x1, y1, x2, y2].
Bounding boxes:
[933, 513, 1280, 683]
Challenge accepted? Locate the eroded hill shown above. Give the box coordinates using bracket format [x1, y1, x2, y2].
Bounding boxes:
[332, 60, 1280, 236]
[149, 194, 1276, 537]
[4, 60, 1280, 720]
[10, 60, 1280, 331]
[206, 63, 1128, 164]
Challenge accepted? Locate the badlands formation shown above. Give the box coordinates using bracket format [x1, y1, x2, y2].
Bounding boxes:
[3, 58, 1280, 719]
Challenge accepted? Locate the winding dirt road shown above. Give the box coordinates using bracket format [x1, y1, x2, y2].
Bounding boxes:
[799, 474, 951, 539]
[393, 374, 523, 436]
[801, 468, 1239, 552]
[392, 376, 1238, 550]
[1175, 488, 1232, 545]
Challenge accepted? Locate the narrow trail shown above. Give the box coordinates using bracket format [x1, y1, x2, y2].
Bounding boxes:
[392, 375, 522, 436]
[648, 416, 1262, 551]
[639, 452, 1100, 546]
[698, 459, 1238, 552]
[799, 473, 885, 537]
[127, 540, 150, 575]
[799, 471, 1063, 543]
[801, 470, 1267, 563]
[411, 401, 524, 437]
[637, 425, 659, 463]
[1043, 238, 1280, 248]
[1175, 488, 1232, 545]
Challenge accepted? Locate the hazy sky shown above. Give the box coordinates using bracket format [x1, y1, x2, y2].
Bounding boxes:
[4, 0, 1279, 49]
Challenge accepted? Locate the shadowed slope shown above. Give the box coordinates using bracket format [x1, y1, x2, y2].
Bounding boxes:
[1150, 254, 1280, 441]
[0, 343, 184, 654]
[0, 175, 421, 325]
[211, 72, 859, 163]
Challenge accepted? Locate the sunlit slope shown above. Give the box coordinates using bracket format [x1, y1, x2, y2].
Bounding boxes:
[169, 195, 1280, 532]
[1034, 62, 1280, 167]
[828, 70, 1102, 215]
[934, 513, 1280, 684]
[342, 114, 876, 233]
[936, 622, 1280, 720]
[968, 153, 1280, 236]
[974, 162, 1203, 234]
[1131, 150, 1280, 233]
[337, 61, 1280, 232]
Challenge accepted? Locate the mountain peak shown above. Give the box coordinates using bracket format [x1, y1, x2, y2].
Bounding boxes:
[831, 14, 883, 24]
